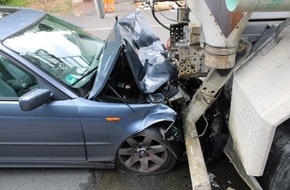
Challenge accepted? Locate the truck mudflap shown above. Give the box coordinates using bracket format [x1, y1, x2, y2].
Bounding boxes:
[224, 137, 263, 190]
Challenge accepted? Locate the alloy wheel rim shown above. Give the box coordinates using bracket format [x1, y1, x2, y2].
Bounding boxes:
[118, 135, 168, 172]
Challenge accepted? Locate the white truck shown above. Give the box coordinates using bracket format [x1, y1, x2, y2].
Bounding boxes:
[151, 0, 290, 189]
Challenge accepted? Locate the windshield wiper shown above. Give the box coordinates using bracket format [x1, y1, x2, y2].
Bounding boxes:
[70, 65, 98, 86]
[70, 48, 104, 86]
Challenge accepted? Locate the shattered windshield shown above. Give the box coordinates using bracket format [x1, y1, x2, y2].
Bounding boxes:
[3, 15, 104, 91]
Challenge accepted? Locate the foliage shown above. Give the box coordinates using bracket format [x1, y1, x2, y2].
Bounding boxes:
[0, 0, 27, 6]
[0, 0, 8, 4]
[0, 0, 72, 13]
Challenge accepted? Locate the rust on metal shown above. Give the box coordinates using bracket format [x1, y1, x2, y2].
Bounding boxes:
[204, 45, 237, 69]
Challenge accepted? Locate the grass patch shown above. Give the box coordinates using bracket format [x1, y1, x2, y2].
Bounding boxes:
[0, 0, 28, 6]
[26, 0, 72, 13]
[0, 0, 72, 13]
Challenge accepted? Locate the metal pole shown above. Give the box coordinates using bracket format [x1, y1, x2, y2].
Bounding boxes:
[94, 0, 105, 18]
[183, 119, 211, 190]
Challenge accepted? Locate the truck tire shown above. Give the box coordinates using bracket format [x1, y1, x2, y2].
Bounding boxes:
[259, 119, 290, 190]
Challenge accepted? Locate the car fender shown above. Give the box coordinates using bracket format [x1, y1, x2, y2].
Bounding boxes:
[118, 104, 182, 159]
[122, 103, 176, 137]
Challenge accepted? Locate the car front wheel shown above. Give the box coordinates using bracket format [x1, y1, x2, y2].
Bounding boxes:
[116, 127, 177, 174]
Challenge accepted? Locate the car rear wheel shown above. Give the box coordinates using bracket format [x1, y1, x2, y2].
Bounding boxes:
[259, 119, 290, 190]
[116, 128, 177, 174]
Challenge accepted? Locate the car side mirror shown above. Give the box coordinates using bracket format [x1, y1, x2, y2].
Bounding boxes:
[19, 89, 51, 111]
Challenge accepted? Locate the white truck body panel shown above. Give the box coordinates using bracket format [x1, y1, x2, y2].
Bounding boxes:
[229, 28, 290, 176]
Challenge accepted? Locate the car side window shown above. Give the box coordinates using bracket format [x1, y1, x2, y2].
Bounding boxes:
[0, 55, 37, 98]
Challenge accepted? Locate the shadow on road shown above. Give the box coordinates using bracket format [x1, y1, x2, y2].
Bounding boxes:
[0, 156, 249, 190]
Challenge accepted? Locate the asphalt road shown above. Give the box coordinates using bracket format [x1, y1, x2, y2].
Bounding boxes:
[57, 1, 177, 43]
[0, 158, 249, 190]
[0, 2, 250, 190]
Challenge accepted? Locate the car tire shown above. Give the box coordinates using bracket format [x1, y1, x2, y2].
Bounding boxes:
[116, 127, 177, 174]
[259, 119, 290, 190]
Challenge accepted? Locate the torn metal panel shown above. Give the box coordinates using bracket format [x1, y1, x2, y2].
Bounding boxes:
[89, 12, 177, 99]
[118, 12, 178, 93]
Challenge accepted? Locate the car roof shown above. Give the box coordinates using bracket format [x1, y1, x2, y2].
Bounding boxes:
[0, 7, 46, 41]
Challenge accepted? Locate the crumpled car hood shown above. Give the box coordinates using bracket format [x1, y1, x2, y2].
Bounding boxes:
[89, 11, 177, 99]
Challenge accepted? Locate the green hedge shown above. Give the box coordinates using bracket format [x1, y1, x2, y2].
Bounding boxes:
[0, 0, 27, 6]
[0, 0, 8, 4]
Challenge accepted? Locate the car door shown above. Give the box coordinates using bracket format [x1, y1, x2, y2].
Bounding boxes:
[0, 54, 86, 162]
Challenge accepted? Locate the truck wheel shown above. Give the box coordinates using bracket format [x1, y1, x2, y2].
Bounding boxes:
[259, 119, 290, 190]
[116, 128, 177, 174]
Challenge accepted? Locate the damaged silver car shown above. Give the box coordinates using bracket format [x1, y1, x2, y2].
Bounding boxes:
[0, 7, 193, 173]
